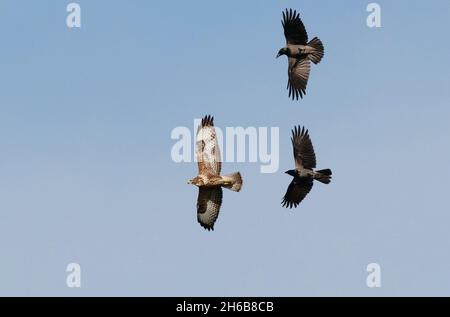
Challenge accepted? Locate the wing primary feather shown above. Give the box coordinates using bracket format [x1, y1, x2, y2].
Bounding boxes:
[201, 115, 215, 127]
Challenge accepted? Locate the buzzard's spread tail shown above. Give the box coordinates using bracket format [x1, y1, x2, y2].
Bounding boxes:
[222, 172, 243, 192]
[314, 169, 332, 184]
[307, 37, 324, 64]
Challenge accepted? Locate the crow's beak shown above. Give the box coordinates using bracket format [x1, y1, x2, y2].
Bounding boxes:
[276, 53, 281, 58]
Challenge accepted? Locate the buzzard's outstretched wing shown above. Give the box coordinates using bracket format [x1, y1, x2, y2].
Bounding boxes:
[282, 8, 308, 45]
[197, 187, 223, 231]
[196, 115, 221, 176]
[292, 125, 316, 170]
[282, 177, 313, 208]
[287, 57, 311, 100]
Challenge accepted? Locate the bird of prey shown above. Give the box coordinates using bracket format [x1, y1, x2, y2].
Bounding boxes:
[282, 126, 332, 208]
[188, 115, 243, 231]
[276, 8, 324, 100]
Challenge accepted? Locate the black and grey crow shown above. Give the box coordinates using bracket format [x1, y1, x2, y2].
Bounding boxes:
[282, 126, 332, 208]
[277, 9, 324, 100]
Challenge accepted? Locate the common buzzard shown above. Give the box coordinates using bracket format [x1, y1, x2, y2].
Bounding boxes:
[282, 126, 332, 208]
[188, 115, 243, 230]
[276, 9, 324, 100]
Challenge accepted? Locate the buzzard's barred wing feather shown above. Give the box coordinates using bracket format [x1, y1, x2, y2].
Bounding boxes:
[197, 187, 223, 231]
[282, 8, 308, 45]
[292, 125, 316, 170]
[282, 177, 313, 208]
[196, 115, 221, 175]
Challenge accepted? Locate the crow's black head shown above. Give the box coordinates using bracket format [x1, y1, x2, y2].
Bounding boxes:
[276, 47, 288, 58]
[285, 169, 297, 177]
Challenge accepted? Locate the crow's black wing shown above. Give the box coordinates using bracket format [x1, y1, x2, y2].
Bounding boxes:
[282, 8, 308, 45]
[281, 177, 313, 208]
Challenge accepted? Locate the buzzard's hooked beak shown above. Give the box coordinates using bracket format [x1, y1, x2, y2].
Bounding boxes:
[187, 180, 192, 184]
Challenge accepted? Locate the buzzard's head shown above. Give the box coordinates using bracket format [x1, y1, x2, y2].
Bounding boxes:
[276, 47, 288, 58]
[188, 176, 204, 187]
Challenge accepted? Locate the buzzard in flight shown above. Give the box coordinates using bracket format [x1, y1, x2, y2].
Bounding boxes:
[188, 115, 243, 231]
[282, 126, 332, 208]
[276, 9, 324, 100]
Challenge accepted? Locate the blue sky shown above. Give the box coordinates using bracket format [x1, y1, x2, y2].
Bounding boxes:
[0, 0, 449, 296]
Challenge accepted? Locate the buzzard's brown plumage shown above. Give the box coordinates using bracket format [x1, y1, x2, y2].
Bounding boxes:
[189, 115, 243, 231]
[197, 187, 223, 231]
[196, 115, 221, 176]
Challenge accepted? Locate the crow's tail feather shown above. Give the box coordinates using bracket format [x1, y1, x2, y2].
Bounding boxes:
[307, 37, 324, 64]
[314, 169, 332, 184]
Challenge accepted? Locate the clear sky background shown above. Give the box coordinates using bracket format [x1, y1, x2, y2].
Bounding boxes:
[0, 0, 449, 296]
